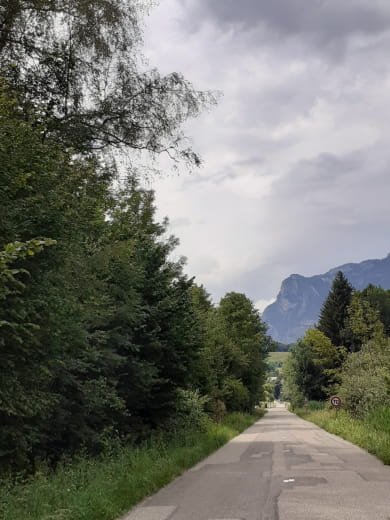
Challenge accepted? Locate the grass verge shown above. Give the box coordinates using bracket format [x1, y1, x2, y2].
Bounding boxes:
[0, 411, 265, 520]
[295, 406, 390, 465]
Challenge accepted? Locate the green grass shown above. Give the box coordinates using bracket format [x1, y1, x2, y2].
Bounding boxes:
[268, 351, 289, 363]
[0, 412, 265, 520]
[295, 406, 390, 465]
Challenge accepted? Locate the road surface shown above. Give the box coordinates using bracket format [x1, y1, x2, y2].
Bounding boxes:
[121, 403, 390, 520]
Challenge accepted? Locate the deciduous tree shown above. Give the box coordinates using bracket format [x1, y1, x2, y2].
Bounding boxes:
[0, 0, 216, 161]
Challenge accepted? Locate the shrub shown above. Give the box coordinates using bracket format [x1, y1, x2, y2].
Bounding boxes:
[222, 378, 250, 412]
[166, 389, 211, 433]
[339, 339, 390, 417]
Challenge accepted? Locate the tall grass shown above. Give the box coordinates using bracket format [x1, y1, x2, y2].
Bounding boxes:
[0, 412, 264, 520]
[295, 405, 390, 464]
[305, 401, 327, 411]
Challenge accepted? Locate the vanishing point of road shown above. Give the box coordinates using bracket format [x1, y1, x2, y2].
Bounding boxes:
[122, 403, 390, 520]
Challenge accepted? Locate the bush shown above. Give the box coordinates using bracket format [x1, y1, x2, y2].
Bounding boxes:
[222, 378, 250, 412]
[252, 407, 267, 420]
[166, 389, 211, 433]
[207, 399, 226, 423]
[339, 339, 390, 417]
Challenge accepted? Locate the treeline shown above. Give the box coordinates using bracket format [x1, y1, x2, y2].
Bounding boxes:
[283, 271, 390, 415]
[0, 1, 269, 474]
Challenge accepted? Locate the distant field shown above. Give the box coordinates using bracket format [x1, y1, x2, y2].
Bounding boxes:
[268, 351, 290, 362]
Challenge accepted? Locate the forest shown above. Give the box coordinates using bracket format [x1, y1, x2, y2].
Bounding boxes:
[283, 271, 390, 417]
[0, 0, 270, 478]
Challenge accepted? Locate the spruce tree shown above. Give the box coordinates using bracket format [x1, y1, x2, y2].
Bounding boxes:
[317, 271, 353, 347]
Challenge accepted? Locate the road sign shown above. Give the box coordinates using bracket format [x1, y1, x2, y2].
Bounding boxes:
[330, 395, 342, 408]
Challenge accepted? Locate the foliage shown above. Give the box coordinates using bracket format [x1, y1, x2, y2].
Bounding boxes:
[360, 285, 390, 336]
[343, 293, 385, 352]
[199, 292, 269, 412]
[0, 86, 205, 471]
[222, 377, 250, 411]
[317, 271, 353, 348]
[304, 328, 345, 392]
[338, 338, 390, 417]
[273, 342, 294, 352]
[0, 0, 273, 484]
[282, 334, 328, 408]
[0, 413, 260, 520]
[0, 239, 57, 470]
[286, 275, 390, 424]
[305, 400, 327, 411]
[0, 0, 216, 163]
[165, 389, 211, 434]
[218, 292, 269, 408]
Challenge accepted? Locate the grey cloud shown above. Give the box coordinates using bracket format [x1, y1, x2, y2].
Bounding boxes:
[183, 167, 239, 187]
[204, 259, 305, 302]
[181, 0, 390, 49]
[193, 255, 220, 276]
[263, 144, 390, 256]
[234, 156, 265, 168]
[146, 0, 390, 308]
[282, 152, 363, 194]
[232, 77, 324, 128]
[170, 217, 192, 228]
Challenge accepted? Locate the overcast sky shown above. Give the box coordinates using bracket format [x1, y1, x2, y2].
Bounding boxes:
[143, 0, 390, 311]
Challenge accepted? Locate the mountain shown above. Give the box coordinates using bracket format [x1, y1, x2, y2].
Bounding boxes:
[263, 254, 390, 344]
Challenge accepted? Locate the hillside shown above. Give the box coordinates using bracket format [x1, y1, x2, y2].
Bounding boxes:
[263, 254, 390, 343]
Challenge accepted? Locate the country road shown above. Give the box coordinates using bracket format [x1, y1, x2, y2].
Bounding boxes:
[122, 404, 390, 520]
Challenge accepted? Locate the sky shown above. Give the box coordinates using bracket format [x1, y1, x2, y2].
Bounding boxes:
[143, 0, 390, 312]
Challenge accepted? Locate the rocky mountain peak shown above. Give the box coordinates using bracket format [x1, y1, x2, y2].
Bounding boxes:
[263, 254, 390, 344]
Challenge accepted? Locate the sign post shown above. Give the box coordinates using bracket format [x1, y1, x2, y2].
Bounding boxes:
[330, 395, 342, 416]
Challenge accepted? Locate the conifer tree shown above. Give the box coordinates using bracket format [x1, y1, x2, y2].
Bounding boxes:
[317, 271, 353, 347]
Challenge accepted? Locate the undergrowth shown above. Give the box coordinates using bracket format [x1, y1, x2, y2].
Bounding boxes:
[0, 411, 265, 520]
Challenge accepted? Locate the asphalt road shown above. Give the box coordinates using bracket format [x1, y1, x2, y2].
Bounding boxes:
[121, 403, 390, 520]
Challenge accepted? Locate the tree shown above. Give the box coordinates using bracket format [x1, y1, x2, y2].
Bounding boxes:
[303, 328, 344, 394]
[0, 87, 204, 470]
[0, 0, 215, 161]
[216, 293, 269, 410]
[317, 271, 353, 348]
[98, 178, 202, 430]
[339, 338, 390, 417]
[0, 87, 123, 468]
[343, 293, 385, 352]
[0, 1, 221, 475]
[189, 285, 215, 394]
[360, 284, 390, 336]
[0, 239, 58, 469]
[282, 337, 327, 406]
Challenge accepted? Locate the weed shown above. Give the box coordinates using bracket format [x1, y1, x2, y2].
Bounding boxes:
[295, 406, 390, 465]
[0, 413, 261, 520]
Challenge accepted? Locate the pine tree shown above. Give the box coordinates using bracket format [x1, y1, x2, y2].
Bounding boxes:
[317, 271, 353, 347]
